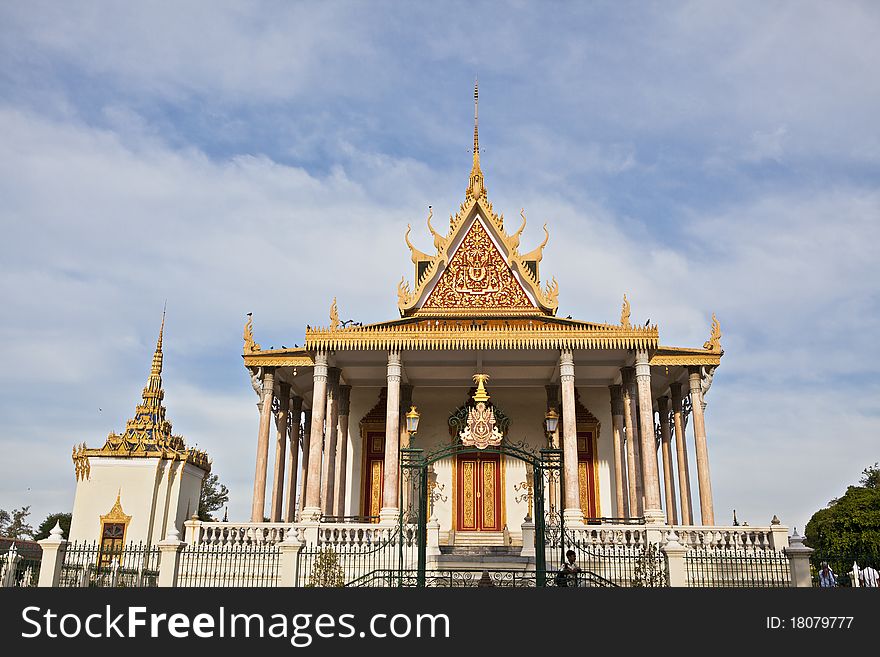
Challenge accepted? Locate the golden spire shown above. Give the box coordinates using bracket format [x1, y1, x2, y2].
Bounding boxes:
[102, 308, 176, 453]
[86, 308, 210, 472]
[151, 303, 165, 377]
[466, 80, 486, 201]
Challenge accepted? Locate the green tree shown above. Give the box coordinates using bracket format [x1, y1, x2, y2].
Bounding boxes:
[0, 506, 34, 539]
[860, 462, 880, 489]
[805, 463, 880, 583]
[307, 546, 345, 587]
[34, 512, 72, 541]
[198, 472, 230, 521]
[631, 543, 668, 587]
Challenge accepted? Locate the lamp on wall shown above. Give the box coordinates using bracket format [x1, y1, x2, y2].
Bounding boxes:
[405, 405, 420, 437]
[544, 408, 559, 436]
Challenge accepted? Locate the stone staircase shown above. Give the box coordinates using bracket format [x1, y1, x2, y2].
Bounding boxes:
[450, 531, 507, 547]
[432, 542, 534, 571]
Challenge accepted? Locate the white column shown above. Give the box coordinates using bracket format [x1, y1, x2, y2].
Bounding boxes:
[559, 349, 582, 524]
[671, 382, 693, 525]
[635, 350, 663, 522]
[320, 367, 341, 516]
[251, 368, 275, 522]
[333, 384, 352, 518]
[658, 396, 678, 525]
[380, 351, 402, 523]
[270, 381, 290, 522]
[284, 394, 303, 522]
[689, 367, 715, 525]
[302, 353, 328, 519]
[621, 367, 642, 516]
[297, 409, 312, 519]
[609, 384, 628, 518]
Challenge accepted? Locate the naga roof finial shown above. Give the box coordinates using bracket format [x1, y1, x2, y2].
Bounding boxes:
[330, 297, 340, 330]
[621, 294, 631, 329]
[703, 313, 722, 352]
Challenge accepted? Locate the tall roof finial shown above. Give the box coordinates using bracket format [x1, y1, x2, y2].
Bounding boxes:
[473, 79, 480, 164]
[151, 303, 166, 377]
[466, 79, 486, 201]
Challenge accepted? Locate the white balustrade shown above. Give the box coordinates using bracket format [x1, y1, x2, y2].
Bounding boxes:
[671, 525, 774, 551]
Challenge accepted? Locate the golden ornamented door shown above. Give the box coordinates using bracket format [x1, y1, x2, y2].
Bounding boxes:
[577, 429, 598, 518]
[362, 431, 385, 520]
[456, 451, 502, 531]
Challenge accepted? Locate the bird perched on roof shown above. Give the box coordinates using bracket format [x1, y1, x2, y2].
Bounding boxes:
[645, 319, 651, 326]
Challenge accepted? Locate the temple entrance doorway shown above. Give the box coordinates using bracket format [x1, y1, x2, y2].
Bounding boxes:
[455, 451, 503, 533]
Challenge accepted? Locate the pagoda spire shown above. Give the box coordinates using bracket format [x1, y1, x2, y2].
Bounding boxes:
[140, 307, 167, 422]
[150, 304, 165, 378]
[466, 80, 487, 201]
[89, 306, 210, 471]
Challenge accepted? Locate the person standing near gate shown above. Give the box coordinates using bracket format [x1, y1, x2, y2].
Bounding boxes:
[860, 563, 879, 587]
[818, 562, 837, 587]
[555, 549, 581, 587]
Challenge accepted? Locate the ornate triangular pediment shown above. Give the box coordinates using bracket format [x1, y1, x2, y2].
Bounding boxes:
[399, 196, 558, 316]
[419, 214, 536, 313]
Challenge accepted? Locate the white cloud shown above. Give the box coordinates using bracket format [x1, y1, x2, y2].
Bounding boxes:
[1, 2, 878, 532]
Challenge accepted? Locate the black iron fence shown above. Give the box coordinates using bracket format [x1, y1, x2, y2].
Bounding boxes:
[0, 549, 42, 587]
[296, 525, 418, 587]
[686, 548, 791, 587]
[59, 541, 160, 588]
[553, 534, 668, 587]
[177, 543, 280, 587]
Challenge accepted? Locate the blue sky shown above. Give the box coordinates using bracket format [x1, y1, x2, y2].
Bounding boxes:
[1, 1, 878, 534]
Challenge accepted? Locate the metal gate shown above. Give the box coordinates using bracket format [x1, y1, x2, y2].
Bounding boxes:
[400, 439, 563, 587]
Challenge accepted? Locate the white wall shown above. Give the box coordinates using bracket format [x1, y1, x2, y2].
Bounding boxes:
[68, 456, 206, 546]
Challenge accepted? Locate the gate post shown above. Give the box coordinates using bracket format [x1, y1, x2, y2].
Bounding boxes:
[520, 520, 536, 558]
[661, 531, 689, 587]
[37, 521, 68, 587]
[278, 531, 304, 586]
[157, 528, 185, 588]
[785, 530, 814, 588]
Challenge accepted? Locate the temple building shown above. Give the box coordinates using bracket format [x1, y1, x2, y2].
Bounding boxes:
[241, 83, 724, 549]
[69, 313, 211, 548]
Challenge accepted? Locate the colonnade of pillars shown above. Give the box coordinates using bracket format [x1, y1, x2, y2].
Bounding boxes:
[250, 349, 715, 526]
[249, 351, 407, 524]
[249, 358, 353, 523]
[605, 353, 714, 525]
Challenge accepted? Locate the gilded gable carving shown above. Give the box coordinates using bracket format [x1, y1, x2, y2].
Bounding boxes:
[422, 220, 534, 311]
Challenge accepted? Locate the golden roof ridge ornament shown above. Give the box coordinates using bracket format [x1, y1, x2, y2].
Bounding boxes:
[405, 223, 431, 263]
[330, 297, 340, 331]
[425, 206, 449, 254]
[621, 294, 631, 328]
[243, 312, 261, 353]
[703, 313, 722, 352]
